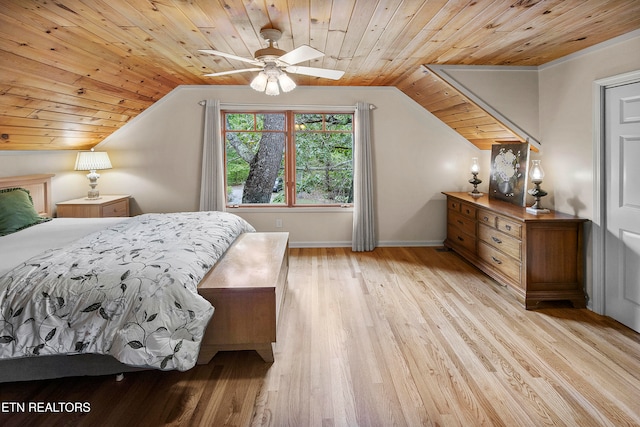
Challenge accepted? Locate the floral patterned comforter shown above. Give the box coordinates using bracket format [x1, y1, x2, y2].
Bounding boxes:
[0, 211, 255, 371]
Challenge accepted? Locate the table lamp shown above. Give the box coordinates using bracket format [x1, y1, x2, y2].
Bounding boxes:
[74, 148, 112, 199]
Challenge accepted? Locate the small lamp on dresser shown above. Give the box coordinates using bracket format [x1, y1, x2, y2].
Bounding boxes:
[468, 157, 483, 198]
[526, 160, 550, 214]
[75, 148, 112, 200]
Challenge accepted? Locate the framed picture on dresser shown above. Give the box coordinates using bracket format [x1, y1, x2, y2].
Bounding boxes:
[489, 142, 529, 207]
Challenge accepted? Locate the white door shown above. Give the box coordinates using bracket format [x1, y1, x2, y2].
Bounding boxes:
[605, 81, 640, 332]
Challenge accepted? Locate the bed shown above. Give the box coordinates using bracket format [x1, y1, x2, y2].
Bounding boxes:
[0, 174, 289, 382]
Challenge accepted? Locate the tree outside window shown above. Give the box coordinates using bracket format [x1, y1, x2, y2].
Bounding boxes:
[224, 111, 353, 207]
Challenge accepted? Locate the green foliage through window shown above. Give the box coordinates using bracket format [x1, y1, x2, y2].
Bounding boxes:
[223, 111, 353, 206]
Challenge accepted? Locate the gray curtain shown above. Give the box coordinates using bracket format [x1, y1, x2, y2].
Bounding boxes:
[352, 102, 375, 251]
[199, 99, 226, 212]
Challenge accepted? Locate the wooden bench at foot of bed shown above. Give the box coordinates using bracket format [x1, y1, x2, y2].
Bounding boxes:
[196, 232, 289, 364]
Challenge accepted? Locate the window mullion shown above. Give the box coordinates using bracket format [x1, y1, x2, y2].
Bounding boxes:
[286, 111, 295, 207]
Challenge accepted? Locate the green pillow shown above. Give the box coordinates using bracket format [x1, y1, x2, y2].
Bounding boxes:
[0, 188, 51, 236]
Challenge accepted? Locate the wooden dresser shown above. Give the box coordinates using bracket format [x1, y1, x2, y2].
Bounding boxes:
[443, 192, 588, 309]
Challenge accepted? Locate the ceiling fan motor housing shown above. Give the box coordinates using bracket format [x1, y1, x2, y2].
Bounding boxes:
[256, 28, 286, 62]
[254, 47, 287, 62]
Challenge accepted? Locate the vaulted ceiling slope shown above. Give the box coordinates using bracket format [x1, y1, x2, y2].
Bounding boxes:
[1, 0, 639, 150]
[395, 65, 530, 150]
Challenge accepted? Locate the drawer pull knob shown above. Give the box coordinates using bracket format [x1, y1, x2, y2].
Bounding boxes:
[492, 236, 502, 244]
[505, 225, 512, 231]
[457, 236, 464, 241]
[491, 256, 502, 265]
[483, 216, 489, 221]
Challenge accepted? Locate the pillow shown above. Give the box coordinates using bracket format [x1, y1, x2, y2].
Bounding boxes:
[0, 188, 51, 236]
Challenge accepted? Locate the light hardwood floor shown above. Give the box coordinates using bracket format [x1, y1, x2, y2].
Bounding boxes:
[1, 247, 639, 426]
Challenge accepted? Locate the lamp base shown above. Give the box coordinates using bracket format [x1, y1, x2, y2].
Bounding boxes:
[468, 173, 482, 199]
[85, 170, 101, 200]
[86, 189, 101, 200]
[526, 207, 550, 215]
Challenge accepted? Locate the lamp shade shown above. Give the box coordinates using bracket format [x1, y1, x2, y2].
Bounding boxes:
[75, 150, 112, 171]
[470, 157, 480, 173]
[530, 160, 544, 183]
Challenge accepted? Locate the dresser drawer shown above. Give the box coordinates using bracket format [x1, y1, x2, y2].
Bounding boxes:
[478, 241, 521, 285]
[496, 216, 521, 238]
[102, 199, 129, 217]
[447, 223, 476, 254]
[447, 199, 462, 212]
[478, 224, 521, 261]
[460, 203, 477, 219]
[478, 209, 498, 227]
[449, 210, 476, 237]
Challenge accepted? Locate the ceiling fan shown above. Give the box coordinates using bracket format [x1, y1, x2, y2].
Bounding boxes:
[199, 28, 344, 95]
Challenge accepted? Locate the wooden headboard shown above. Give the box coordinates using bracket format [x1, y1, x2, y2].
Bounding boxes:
[0, 174, 55, 217]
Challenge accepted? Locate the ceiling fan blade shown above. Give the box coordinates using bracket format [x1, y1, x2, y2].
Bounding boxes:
[278, 45, 325, 65]
[204, 68, 263, 77]
[286, 66, 345, 80]
[199, 49, 263, 66]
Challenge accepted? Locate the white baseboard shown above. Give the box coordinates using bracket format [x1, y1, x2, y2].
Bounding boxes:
[288, 240, 445, 248]
[289, 241, 351, 248]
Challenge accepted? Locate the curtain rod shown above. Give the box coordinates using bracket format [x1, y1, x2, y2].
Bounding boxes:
[198, 101, 376, 110]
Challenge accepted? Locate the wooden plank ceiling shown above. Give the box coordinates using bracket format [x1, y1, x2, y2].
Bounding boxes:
[1, 0, 639, 150]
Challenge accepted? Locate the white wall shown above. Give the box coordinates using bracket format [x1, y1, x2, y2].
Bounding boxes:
[93, 85, 480, 247]
[539, 32, 640, 219]
[0, 150, 81, 203]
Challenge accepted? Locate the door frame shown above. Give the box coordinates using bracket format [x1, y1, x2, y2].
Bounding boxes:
[592, 70, 640, 314]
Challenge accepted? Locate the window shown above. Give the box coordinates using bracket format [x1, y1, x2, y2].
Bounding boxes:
[223, 111, 354, 207]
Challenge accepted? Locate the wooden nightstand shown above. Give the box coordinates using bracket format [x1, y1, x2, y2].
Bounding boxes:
[56, 195, 130, 218]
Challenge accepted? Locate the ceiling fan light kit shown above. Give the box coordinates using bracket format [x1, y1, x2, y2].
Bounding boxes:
[265, 79, 279, 96]
[250, 72, 268, 92]
[200, 28, 344, 95]
[277, 73, 296, 93]
[249, 64, 296, 95]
